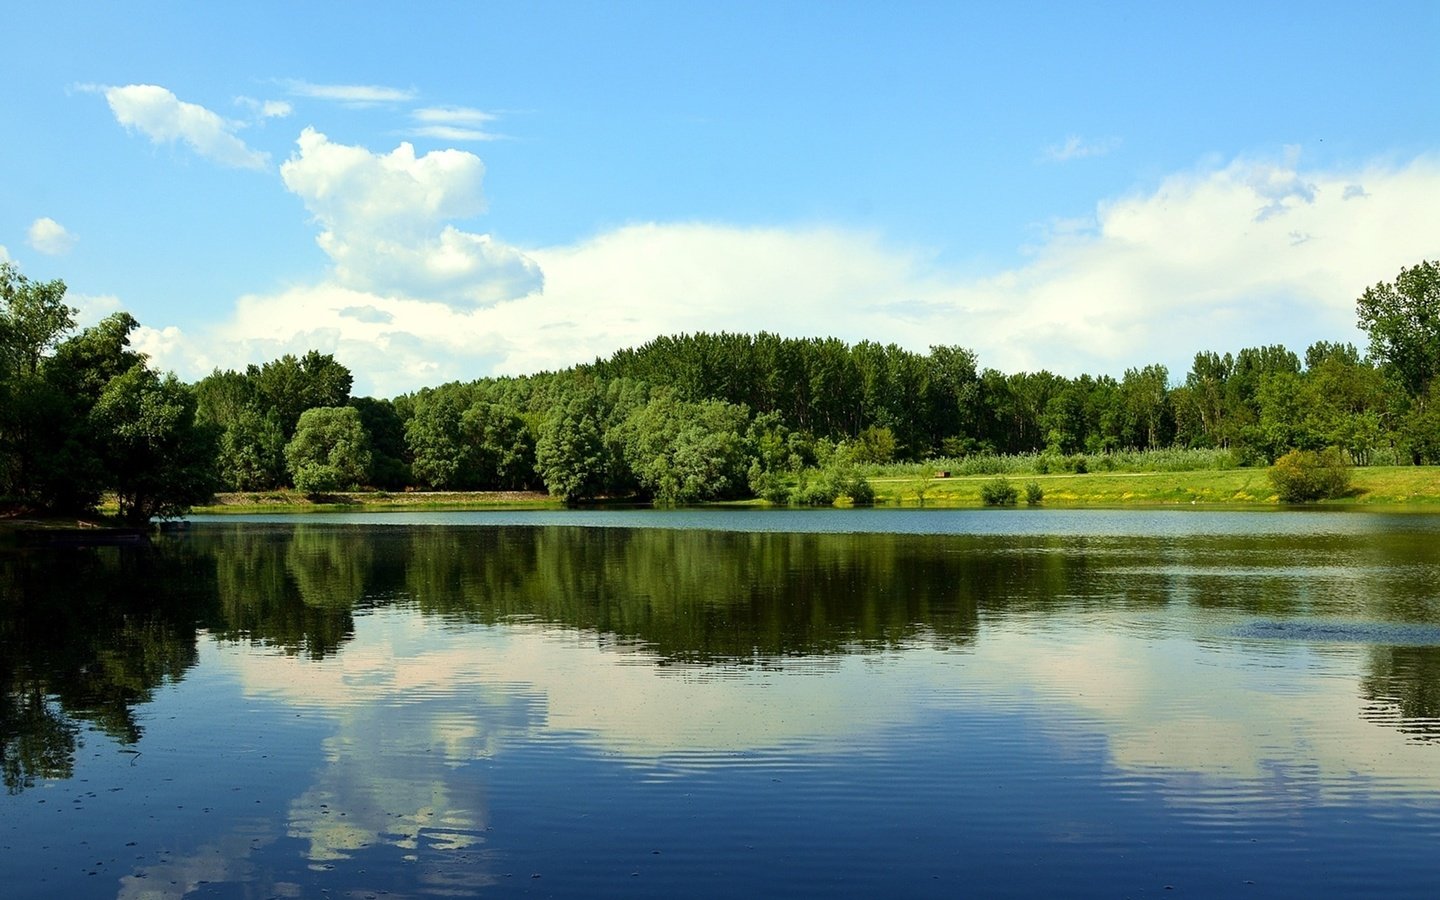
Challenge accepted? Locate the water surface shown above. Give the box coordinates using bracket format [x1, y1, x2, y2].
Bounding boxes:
[3, 510, 1439, 897]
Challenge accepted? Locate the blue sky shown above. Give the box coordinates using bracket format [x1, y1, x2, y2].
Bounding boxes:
[3, 1, 1437, 395]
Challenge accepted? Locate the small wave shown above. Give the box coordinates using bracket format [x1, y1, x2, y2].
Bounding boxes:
[1232, 619, 1440, 645]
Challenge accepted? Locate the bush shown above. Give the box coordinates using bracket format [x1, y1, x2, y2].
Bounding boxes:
[1268, 447, 1353, 502]
[790, 477, 839, 506]
[1024, 481, 1044, 505]
[845, 476, 876, 506]
[980, 476, 1019, 506]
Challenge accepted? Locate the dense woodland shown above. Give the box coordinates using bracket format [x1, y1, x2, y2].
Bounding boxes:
[2, 259, 1437, 521]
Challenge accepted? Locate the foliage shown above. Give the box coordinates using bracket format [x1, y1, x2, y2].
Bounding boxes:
[284, 406, 372, 494]
[196, 351, 354, 491]
[535, 390, 613, 503]
[618, 395, 753, 503]
[1356, 260, 1440, 400]
[1268, 448, 1354, 502]
[90, 365, 219, 522]
[853, 425, 897, 464]
[461, 401, 537, 489]
[349, 396, 410, 489]
[1399, 383, 1440, 464]
[980, 477, 1018, 506]
[7, 258, 1440, 513]
[0, 262, 73, 377]
[1024, 481, 1044, 505]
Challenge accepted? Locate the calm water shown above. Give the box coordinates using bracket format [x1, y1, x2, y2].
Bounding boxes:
[3, 509, 1440, 898]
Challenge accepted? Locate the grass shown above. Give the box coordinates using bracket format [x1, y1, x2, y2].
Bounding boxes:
[190, 489, 562, 514]
[871, 466, 1440, 508]
[82, 464, 1440, 518]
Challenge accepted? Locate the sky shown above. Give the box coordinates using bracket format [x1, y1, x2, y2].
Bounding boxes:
[3, 1, 1437, 397]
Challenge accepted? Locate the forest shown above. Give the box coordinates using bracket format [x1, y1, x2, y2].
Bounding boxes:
[2, 259, 1437, 522]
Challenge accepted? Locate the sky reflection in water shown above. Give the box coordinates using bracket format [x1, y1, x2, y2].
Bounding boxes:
[3, 510, 1440, 898]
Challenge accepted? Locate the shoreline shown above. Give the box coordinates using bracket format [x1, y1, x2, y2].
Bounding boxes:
[6, 466, 1437, 531]
[185, 465, 1440, 513]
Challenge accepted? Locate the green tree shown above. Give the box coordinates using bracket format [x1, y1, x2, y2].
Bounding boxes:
[853, 425, 897, 464]
[1, 263, 80, 504]
[460, 401, 536, 490]
[405, 388, 470, 489]
[250, 350, 354, 439]
[1356, 260, 1440, 401]
[535, 391, 613, 503]
[284, 406, 372, 494]
[90, 365, 218, 523]
[1120, 364, 1171, 449]
[194, 368, 286, 490]
[0, 262, 73, 378]
[216, 409, 288, 490]
[349, 396, 411, 488]
[619, 395, 752, 503]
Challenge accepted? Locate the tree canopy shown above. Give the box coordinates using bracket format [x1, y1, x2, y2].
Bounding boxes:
[1357, 260, 1440, 401]
[3, 257, 1439, 516]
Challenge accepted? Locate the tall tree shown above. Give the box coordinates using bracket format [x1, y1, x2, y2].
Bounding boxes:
[535, 389, 614, 503]
[90, 366, 218, 523]
[284, 406, 372, 494]
[1356, 260, 1440, 401]
[0, 262, 73, 378]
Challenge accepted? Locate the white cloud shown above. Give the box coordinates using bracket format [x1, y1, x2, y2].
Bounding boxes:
[279, 128, 540, 305]
[1045, 134, 1122, 162]
[138, 152, 1439, 397]
[26, 217, 76, 255]
[236, 96, 293, 119]
[69, 292, 123, 326]
[412, 106, 497, 126]
[284, 79, 417, 105]
[101, 84, 269, 170]
[411, 125, 501, 142]
[409, 107, 501, 142]
[0, 244, 10, 263]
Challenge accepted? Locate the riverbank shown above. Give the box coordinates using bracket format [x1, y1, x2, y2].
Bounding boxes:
[9, 466, 1438, 526]
[867, 465, 1440, 507]
[183, 466, 1440, 513]
[189, 489, 561, 514]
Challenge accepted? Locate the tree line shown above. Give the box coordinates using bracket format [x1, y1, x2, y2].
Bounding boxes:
[2, 259, 1436, 519]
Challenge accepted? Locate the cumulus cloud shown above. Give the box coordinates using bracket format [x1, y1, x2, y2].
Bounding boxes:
[69, 292, 124, 326]
[279, 128, 541, 304]
[99, 83, 269, 169]
[338, 304, 394, 324]
[138, 152, 1439, 397]
[1243, 144, 1316, 221]
[1045, 134, 1122, 162]
[283, 79, 417, 105]
[26, 217, 76, 255]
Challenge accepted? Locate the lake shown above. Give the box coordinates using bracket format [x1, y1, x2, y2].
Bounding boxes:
[3, 509, 1440, 897]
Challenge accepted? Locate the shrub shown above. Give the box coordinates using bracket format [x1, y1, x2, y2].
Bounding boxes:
[980, 476, 1018, 506]
[790, 477, 839, 506]
[1024, 481, 1044, 505]
[1268, 447, 1353, 502]
[845, 476, 876, 506]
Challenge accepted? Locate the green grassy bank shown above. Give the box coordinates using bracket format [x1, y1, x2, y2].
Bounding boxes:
[868, 465, 1440, 508]
[188, 489, 562, 514]
[11, 466, 1438, 525]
